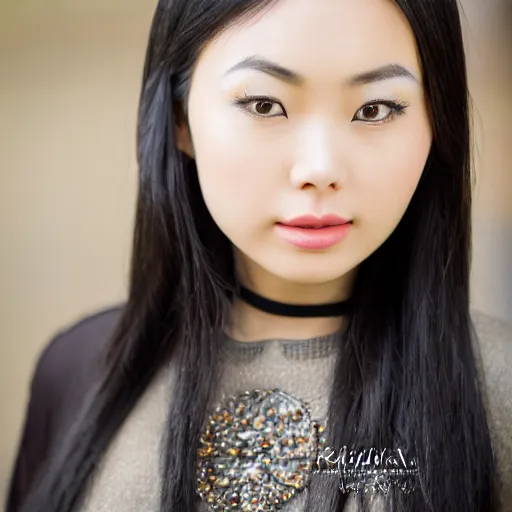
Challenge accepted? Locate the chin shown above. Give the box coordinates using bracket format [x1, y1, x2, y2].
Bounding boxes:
[263, 261, 355, 287]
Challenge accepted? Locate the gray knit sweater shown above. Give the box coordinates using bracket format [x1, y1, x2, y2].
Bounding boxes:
[75, 310, 512, 512]
[6, 308, 512, 511]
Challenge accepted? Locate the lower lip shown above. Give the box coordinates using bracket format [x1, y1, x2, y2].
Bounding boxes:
[275, 223, 352, 250]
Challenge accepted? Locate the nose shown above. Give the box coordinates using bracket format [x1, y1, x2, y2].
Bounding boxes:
[289, 122, 343, 191]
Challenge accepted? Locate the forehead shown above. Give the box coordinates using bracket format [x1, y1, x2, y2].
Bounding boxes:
[196, 0, 422, 84]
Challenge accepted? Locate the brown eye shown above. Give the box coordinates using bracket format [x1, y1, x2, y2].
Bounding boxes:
[362, 105, 381, 119]
[233, 95, 287, 118]
[248, 99, 285, 118]
[356, 104, 392, 122]
[254, 101, 274, 115]
[353, 100, 408, 124]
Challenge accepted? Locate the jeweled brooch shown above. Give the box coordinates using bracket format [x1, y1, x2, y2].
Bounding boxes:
[196, 389, 418, 511]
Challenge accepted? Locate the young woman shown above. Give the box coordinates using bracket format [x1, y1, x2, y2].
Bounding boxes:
[7, 0, 512, 510]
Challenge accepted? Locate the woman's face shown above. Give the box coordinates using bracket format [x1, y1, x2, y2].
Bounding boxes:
[182, 0, 432, 294]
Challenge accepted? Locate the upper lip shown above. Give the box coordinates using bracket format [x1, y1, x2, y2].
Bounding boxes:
[279, 214, 351, 228]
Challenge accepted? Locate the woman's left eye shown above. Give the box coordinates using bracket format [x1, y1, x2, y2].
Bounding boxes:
[353, 100, 408, 124]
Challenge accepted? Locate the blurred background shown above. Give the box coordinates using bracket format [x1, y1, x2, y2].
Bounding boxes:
[0, 0, 511, 505]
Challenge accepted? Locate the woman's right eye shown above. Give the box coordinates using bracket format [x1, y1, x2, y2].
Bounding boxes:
[233, 94, 287, 119]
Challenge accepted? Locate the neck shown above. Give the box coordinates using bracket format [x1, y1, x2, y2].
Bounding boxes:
[229, 261, 357, 342]
[229, 299, 347, 342]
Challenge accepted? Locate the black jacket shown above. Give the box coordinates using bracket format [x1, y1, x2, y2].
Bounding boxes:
[5, 305, 124, 512]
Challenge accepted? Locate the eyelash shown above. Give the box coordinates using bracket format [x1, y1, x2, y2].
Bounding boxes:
[232, 93, 409, 124]
[233, 93, 288, 119]
[353, 99, 409, 124]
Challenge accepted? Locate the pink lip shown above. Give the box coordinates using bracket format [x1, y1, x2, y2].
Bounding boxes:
[276, 215, 352, 250]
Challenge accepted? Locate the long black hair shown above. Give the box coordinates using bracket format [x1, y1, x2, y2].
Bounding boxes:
[21, 0, 497, 510]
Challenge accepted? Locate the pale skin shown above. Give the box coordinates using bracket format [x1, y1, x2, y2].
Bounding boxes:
[176, 0, 432, 342]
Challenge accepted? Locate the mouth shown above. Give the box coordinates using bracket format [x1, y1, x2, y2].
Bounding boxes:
[275, 215, 353, 250]
[278, 214, 351, 228]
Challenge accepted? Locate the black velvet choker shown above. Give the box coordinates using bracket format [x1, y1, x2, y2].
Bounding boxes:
[238, 285, 352, 318]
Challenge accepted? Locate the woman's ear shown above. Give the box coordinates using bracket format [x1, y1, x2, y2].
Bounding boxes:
[174, 101, 195, 159]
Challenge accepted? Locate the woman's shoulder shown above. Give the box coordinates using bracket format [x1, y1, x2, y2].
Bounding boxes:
[472, 309, 512, 400]
[6, 304, 125, 512]
[33, 304, 125, 420]
[29, 303, 125, 436]
[38, 304, 124, 374]
[471, 309, 512, 508]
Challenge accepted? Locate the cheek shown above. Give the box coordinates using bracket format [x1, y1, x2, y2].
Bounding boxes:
[190, 110, 279, 236]
[354, 123, 431, 233]
[190, 100, 285, 229]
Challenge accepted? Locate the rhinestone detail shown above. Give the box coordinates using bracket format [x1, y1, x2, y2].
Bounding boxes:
[196, 389, 419, 510]
[196, 389, 322, 511]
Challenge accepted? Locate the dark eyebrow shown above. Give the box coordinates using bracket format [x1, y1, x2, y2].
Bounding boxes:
[225, 56, 418, 87]
[224, 56, 304, 86]
[347, 64, 418, 86]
